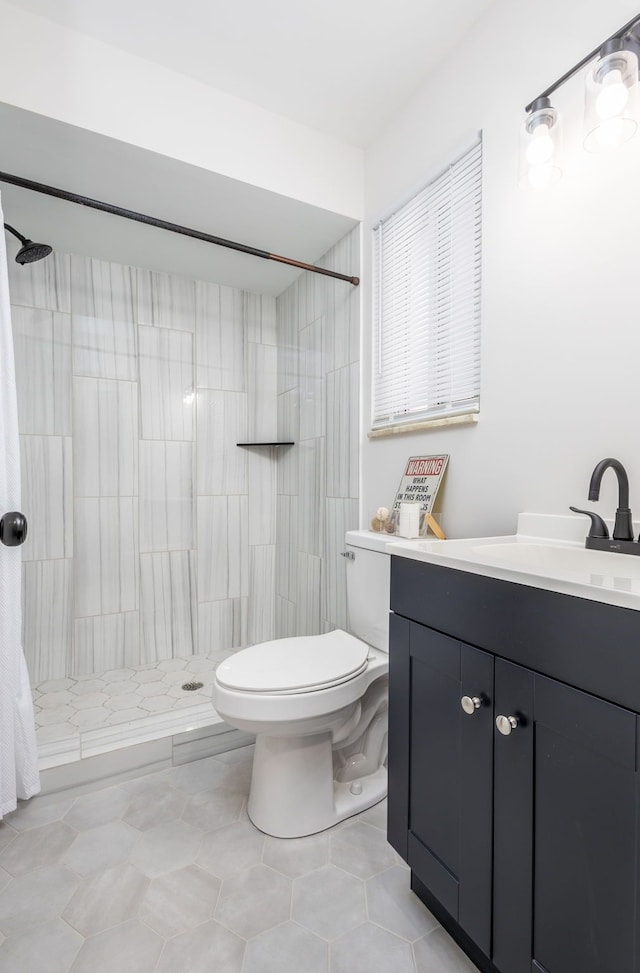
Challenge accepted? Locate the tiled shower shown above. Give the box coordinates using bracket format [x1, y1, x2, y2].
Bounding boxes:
[7, 226, 360, 755]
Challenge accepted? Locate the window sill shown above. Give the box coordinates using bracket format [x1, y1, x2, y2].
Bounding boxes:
[368, 413, 479, 439]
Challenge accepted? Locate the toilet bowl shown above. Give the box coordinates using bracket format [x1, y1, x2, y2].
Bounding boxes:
[212, 530, 391, 838]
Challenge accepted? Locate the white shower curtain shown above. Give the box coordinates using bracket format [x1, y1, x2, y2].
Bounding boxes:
[0, 192, 40, 816]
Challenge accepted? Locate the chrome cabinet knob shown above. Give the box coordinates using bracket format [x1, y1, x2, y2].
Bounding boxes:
[340, 550, 355, 560]
[461, 695, 482, 715]
[496, 714, 519, 736]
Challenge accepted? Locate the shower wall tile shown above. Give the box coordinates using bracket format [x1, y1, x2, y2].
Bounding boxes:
[299, 438, 325, 557]
[301, 317, 325, 375]
[199, 598, 248, 655]
[22, 559, 73, 685]
[300, 378, 326, 440]
[139, 326, 195, 440]
[326, 363, 359, 499]
[299, 317, 325, 442]
[245, 294, 276, 346]
[72, 314, 138, 381]
[319, 228, 357, 278]
[139, 441, 195, 553]
[246, 342, 277, 441]
[195, 281, 245, 390]
[196, 390, 247, 496]
[70, 255, 137, 381]
[140, 551, 197, 663]
[276, 285, 299, 395]
[276, 495, 299, 602]
[296, 276, 311, 331]
[13, 236, 363, 682]
[136, 269, 196, 331]
[276, 444, 298, 499]
[248, 449, 276, 546]
[275, 596, 296, 640]
[74, 497, 139, 618]
[297, 273, 326, 332]
[322, 498, 359, 631]
[327, 278, 360, 373]
[14, 243, 299, 685]
[21, 435, 72, 561]
[248, 545, 275, 645]
[73, 377, 138, 497]
[197, 496, 249, 602]
[70, 256, 135, 322]
[72, 612, 140, 677]
[11, 307, 71, 436]
[275, 226, 360, 646]
[277, 391, 299, 496]
[322, 231, 360, 372]
[277, 387, 300, 444]
[295, 553, 321, 636]
[7, 252, 71, 312]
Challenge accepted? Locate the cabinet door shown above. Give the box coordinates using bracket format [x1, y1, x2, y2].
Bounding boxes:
[408, 623, 494, 954]
[532, 674, 639, 973]
[494, 659, 640, 973]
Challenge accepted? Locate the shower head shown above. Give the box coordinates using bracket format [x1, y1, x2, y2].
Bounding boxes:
[15, 239, 53, 264]
[3, 223, 52, 264]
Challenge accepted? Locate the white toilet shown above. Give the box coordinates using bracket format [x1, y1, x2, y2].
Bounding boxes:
[212, 530, 391, 838]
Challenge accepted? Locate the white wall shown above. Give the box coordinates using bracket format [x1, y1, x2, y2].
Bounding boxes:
[362, 0, 640, 538]
[0, 1, 363, 219]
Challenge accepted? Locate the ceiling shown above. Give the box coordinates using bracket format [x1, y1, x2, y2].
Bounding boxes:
[1, 0, 495, 295]
[6, 0, 495, 147]
[0, 102, 356, 296]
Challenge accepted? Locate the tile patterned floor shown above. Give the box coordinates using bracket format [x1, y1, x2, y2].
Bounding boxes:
[34, 653, 229, 736]
[33, 652, 235, 769]
[0, 746, 478, 973]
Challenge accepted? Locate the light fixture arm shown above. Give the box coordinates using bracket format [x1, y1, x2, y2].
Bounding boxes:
[524, 12, 640, 112]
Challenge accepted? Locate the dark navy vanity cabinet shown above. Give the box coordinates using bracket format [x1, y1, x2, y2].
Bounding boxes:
[388, 555, 640, 973]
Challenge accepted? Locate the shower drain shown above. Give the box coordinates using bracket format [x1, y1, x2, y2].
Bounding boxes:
[182, 681, 204, 691]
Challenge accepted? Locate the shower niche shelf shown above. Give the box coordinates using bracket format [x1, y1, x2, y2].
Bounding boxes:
[236, 442, 295, 447]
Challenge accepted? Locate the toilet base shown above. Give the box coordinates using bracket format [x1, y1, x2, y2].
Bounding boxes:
[247, 731, 387, 838]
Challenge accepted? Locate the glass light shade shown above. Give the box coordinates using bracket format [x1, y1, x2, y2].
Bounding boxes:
[584, 49, 639, 152]
[519, 104, 562, 189]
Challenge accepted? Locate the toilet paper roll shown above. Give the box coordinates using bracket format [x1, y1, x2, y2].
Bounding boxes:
[398, 502, 421, 538]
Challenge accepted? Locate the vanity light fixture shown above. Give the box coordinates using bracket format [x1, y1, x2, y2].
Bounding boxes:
[522, 12, 640, 187]
[520, 96, 562, 190]
[584, 39, 640, 152]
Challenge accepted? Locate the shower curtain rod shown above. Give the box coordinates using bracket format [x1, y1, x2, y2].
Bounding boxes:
[0, 170, 360, 286]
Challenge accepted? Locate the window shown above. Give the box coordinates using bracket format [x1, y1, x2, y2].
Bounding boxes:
[372, 139, 482, 432]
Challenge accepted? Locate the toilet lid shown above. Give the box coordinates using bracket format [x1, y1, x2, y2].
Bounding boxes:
[215, 630, 370, 694]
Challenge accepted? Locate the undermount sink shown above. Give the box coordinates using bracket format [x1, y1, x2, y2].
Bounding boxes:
[387, 513, 640, 610]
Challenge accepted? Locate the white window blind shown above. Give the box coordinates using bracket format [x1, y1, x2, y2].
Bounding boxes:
[372, 139, 482, 430]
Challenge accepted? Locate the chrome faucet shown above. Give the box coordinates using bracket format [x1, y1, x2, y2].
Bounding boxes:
[571, 457, 640, 556]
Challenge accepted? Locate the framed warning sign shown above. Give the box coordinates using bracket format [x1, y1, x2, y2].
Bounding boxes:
[391, 454, 449, 537]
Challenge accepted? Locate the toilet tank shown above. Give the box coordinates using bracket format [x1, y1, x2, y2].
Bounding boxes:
[344, 530, 391, 653]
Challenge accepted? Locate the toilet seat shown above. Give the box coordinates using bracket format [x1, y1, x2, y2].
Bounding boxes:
[215, 630, 370, 695]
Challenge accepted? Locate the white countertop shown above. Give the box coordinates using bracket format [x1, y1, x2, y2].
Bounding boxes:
[387, 513, 640, 612]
